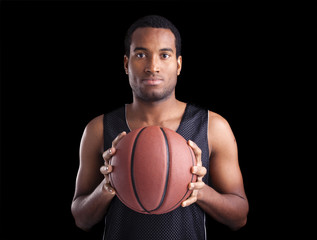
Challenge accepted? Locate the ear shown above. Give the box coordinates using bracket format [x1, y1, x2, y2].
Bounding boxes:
[177, 56, 182, 76]
[124, 55, 129, 74]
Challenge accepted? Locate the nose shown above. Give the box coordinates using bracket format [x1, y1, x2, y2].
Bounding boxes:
[145, 55, 160, 74]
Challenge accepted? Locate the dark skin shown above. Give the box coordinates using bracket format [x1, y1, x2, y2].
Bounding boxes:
[71, 27, 249, 232]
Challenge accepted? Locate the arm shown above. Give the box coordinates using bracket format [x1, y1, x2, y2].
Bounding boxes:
[71, 115, 125, 231]
[183, 111, 249, 230]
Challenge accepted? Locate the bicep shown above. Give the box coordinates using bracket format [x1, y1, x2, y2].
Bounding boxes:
[73, 116, 104, 200]
[209, 113, 246, 198]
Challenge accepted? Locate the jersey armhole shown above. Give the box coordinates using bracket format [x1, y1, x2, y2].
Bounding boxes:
[207, 110, 212, 156]
[103, 114, 107, 152]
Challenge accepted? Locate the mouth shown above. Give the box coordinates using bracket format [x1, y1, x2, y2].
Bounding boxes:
[141, 78, 164, 86]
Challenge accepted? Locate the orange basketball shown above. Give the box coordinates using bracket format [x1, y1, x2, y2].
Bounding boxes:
[109, 126, 196, 215]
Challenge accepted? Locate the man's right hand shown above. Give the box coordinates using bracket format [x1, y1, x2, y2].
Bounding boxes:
[100, 131, 127, 194]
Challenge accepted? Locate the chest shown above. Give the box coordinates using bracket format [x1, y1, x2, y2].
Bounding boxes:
[126, 118, 182, 132]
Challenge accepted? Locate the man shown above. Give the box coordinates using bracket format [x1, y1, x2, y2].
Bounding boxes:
[71, 15, 248, 239]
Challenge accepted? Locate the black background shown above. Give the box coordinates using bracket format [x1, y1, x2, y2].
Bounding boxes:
[1, 1, 316, 239]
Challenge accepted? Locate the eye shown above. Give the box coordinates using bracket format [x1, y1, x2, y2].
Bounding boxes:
[136, 53, 146, 58]
[161, 53, 170, 59]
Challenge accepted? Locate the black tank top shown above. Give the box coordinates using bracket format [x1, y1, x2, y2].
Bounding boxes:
[103, 104, 209, 240]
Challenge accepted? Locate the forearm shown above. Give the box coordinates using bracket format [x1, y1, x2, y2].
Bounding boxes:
[71, 180, 115, 231]
[196, 185, 249, 230]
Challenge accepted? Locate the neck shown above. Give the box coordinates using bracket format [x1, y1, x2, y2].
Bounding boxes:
[126, 95, 186, 131]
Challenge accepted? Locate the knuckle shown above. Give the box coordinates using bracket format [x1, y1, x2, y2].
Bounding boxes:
[112, 131, 126, 147]
[100, 165, 112, 175]
[100, 165, 106, 173]
[197, 148, 202, 155]
[112, 136, 120, 146]
[188, 195, 197, 204]
[103, 183, 113, 192]
[102, 148, 113, 161]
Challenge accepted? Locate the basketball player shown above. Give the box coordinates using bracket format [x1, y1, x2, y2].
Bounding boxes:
[71, 15, 249, 239]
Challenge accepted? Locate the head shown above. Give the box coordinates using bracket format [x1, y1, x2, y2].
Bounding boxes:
[124, 15, 182, 103]
[124, 15, 182, 58]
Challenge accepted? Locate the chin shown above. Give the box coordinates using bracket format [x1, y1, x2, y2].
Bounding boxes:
[135, 90, 174, 103]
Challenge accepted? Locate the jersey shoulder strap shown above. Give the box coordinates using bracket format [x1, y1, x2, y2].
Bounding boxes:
[103, 106, 130, 151]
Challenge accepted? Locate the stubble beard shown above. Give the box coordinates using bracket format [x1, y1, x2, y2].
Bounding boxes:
[132, 83, 176, 103]
[131, 79, 176, 103]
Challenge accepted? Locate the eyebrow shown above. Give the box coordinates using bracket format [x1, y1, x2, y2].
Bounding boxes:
[134, 47, 147, 52]
[133, 47, 174, 53]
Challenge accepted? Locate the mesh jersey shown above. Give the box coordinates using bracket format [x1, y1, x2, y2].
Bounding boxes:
[103, 104, 209, 240]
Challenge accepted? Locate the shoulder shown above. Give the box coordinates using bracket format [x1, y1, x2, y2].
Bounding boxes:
[208, 111, 232, 133]
[208, 110, 236, 153]
[81, 114, 104, 154]
[84, 114, 104, 135]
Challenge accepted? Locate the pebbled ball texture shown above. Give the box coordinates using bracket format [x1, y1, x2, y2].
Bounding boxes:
[109, 126, 197, 215]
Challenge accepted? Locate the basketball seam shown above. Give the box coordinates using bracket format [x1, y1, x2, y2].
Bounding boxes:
[161, 144, 196, 214]
[130, 127, 150, 214]
[147, 127, 170, 213]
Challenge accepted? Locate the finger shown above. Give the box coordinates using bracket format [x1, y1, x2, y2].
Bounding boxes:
[100, 166, 111, 184]
[103, 183, 116, 195]
[188, 140, 202, 166]
[182, 194, 198, 207]
[112, 131, 127, 148]
[102, 132, 127, 161]
[100, 165, 113, 175]
[191, 166, 207, 177]
[102, 147, 115, 162]
[188, 181, 205, 191]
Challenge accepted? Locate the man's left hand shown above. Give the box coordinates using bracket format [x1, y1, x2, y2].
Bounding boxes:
[182, 140, 207, 207]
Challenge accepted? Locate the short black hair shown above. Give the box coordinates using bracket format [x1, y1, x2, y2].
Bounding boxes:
[124, 15, 181, 58]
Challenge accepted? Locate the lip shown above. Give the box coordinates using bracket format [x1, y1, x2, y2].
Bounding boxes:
[142, 78, 163, 86]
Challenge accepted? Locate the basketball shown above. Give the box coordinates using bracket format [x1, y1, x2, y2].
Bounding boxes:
[109, 126, 197, 215]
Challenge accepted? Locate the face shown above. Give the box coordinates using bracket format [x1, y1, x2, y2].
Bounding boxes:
[124, 27, 182, 102]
